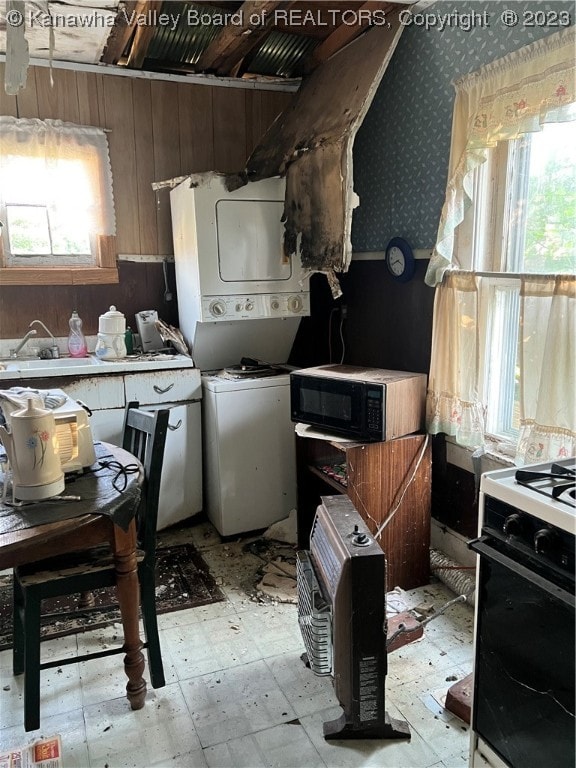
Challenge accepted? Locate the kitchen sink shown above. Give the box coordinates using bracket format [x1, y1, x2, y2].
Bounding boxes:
[14, 356, 103, 369]
[0, 356, 103, 375]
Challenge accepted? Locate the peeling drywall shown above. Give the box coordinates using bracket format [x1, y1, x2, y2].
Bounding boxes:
[247, 11, 404, 293]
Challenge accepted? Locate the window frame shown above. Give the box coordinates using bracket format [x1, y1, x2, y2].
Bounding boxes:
[455, 125, 575, 445]
[0, 119, 118, 286]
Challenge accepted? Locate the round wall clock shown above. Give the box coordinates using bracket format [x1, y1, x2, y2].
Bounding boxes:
[385, 237, 415, 283]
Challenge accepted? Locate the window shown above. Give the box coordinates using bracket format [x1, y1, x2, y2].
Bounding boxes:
[459, 121, 576, 443]
[426, 28, 576, 464]
[0, 117, 118, 285]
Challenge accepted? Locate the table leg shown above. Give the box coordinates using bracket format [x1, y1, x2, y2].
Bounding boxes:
[112, 521, 147, 710]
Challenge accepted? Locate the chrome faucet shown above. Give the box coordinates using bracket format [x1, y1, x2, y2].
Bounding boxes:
[29, 320, 60, 359]
[9, 329, 38, 358]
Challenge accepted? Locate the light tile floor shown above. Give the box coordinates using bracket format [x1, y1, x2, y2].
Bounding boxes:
[0, 520, 475, 768]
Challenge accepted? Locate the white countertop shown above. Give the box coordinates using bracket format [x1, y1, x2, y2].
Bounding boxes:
[0, 353, 196, 381]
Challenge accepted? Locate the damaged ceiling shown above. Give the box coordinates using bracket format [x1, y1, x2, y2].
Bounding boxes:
[1, 0, 415, 285]
[0, 0, 413, 83]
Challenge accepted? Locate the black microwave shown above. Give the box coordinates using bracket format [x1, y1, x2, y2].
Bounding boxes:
[290, 364, 427, 442]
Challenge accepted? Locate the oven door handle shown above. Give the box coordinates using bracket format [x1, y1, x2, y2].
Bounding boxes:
[470, 536, 575, 609]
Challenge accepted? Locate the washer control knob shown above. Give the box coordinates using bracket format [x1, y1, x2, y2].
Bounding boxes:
[287, 295, 303, 313]
[209, 300, 226, 317]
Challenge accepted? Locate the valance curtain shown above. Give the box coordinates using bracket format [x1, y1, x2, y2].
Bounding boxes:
[425, 26, 576, 287]
[0, 116, 115, 239]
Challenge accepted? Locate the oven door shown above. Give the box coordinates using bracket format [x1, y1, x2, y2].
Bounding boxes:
[470, 535, 575, 768]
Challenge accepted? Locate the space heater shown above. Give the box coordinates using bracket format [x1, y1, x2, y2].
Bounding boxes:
[297, 495, 410, 741]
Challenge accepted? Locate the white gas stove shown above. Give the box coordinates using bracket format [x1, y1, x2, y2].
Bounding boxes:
[480, 457, 575, 533]
[470, 457, 575, 768]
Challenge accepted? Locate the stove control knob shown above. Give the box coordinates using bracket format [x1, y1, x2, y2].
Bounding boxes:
[271, 299, 280, 311]
[209, 300, 226, 317]
[534, 528, 557, 556]
[503, 513, 524, 537]
[245, 301, 254, 311]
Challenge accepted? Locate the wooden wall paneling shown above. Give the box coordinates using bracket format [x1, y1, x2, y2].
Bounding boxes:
[0, 64, 18, 116]
[151, 81, 181, 254]
[34, 68, 80, 123]
[132, 79, 158, 255]
[245, 89, 293, 166]
[177, 83, 215, 174]
[244, 90, 262, 159]
[13, 68, 40, 117]
[261, 90, 292, 132]
[212, 87, 248, 173]
[76, 71, 104, 127]
[102, 76, 140, 254]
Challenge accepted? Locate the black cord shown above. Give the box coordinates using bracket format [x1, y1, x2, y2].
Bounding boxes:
[92, 459, 140, 493]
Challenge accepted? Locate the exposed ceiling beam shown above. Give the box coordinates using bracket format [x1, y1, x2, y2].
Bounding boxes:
[126, 0, 164, 69]
[195, 0, 286, 76]
[301, 0, 397, 75]
[101, 1, 144, 65]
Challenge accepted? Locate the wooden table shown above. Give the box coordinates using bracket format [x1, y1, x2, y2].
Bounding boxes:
[0, 443, 147, 712]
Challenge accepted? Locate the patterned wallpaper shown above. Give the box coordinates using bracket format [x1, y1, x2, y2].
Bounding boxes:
[352, 0, 575, 252]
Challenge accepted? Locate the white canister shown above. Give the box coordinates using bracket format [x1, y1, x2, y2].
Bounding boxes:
[98, 306, 126, 335]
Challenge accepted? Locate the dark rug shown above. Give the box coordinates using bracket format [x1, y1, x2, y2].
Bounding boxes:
[0, 543, 226, 651]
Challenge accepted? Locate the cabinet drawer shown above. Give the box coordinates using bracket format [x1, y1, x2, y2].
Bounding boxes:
[124, 369, 201, 405]
[59, 375, 125, 410]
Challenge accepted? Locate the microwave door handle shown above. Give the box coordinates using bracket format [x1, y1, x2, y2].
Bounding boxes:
[470, 536, 575, 608]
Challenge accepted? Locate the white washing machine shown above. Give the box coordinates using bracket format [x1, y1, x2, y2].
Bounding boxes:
[201, 368, 296, 537]
[170, 173, 310, 537]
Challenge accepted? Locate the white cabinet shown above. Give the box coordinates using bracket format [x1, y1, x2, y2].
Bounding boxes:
[144, 401, 202, 530]
[19, 365, 203, 531]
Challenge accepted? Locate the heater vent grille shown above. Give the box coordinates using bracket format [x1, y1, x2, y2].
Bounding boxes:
[296, 551, 333, 675]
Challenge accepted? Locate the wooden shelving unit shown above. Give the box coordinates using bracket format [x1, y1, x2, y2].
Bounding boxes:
[296, 432, 431, 590]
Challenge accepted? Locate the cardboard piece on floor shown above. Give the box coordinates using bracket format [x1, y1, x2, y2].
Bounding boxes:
[0, 734, 62, 768]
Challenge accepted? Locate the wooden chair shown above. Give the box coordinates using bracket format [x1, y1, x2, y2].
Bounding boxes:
[12, 402, 170, 731]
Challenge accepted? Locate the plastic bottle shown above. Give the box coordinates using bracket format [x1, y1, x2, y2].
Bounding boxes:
[68, 310, 88, 358]
[125, 326, 134, 355]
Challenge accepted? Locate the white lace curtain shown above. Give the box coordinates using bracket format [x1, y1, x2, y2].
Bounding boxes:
[0, 116, 115, 239]
[425, 28, 576, 464]
[427, 273, 576, 462]
[426, 26, 575, 286]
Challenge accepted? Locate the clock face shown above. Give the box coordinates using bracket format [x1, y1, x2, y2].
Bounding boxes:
[388, 246, 406, 276]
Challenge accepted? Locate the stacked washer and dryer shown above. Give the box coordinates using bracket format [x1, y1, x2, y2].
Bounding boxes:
[170, 174, 310, 537]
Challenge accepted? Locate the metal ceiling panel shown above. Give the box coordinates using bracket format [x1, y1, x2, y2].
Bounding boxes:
[248, 31, 318, 78]
[147, 2, 223, 65]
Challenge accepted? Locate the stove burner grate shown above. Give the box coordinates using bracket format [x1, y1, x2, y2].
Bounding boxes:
[515, 462, 576, 507]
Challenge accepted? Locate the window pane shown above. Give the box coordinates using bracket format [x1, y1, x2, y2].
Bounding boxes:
[523, 122, 576, 273]
[6, 205, 51, 255]
[3, 155, 94, 258]
[484, 284, 520, 439]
